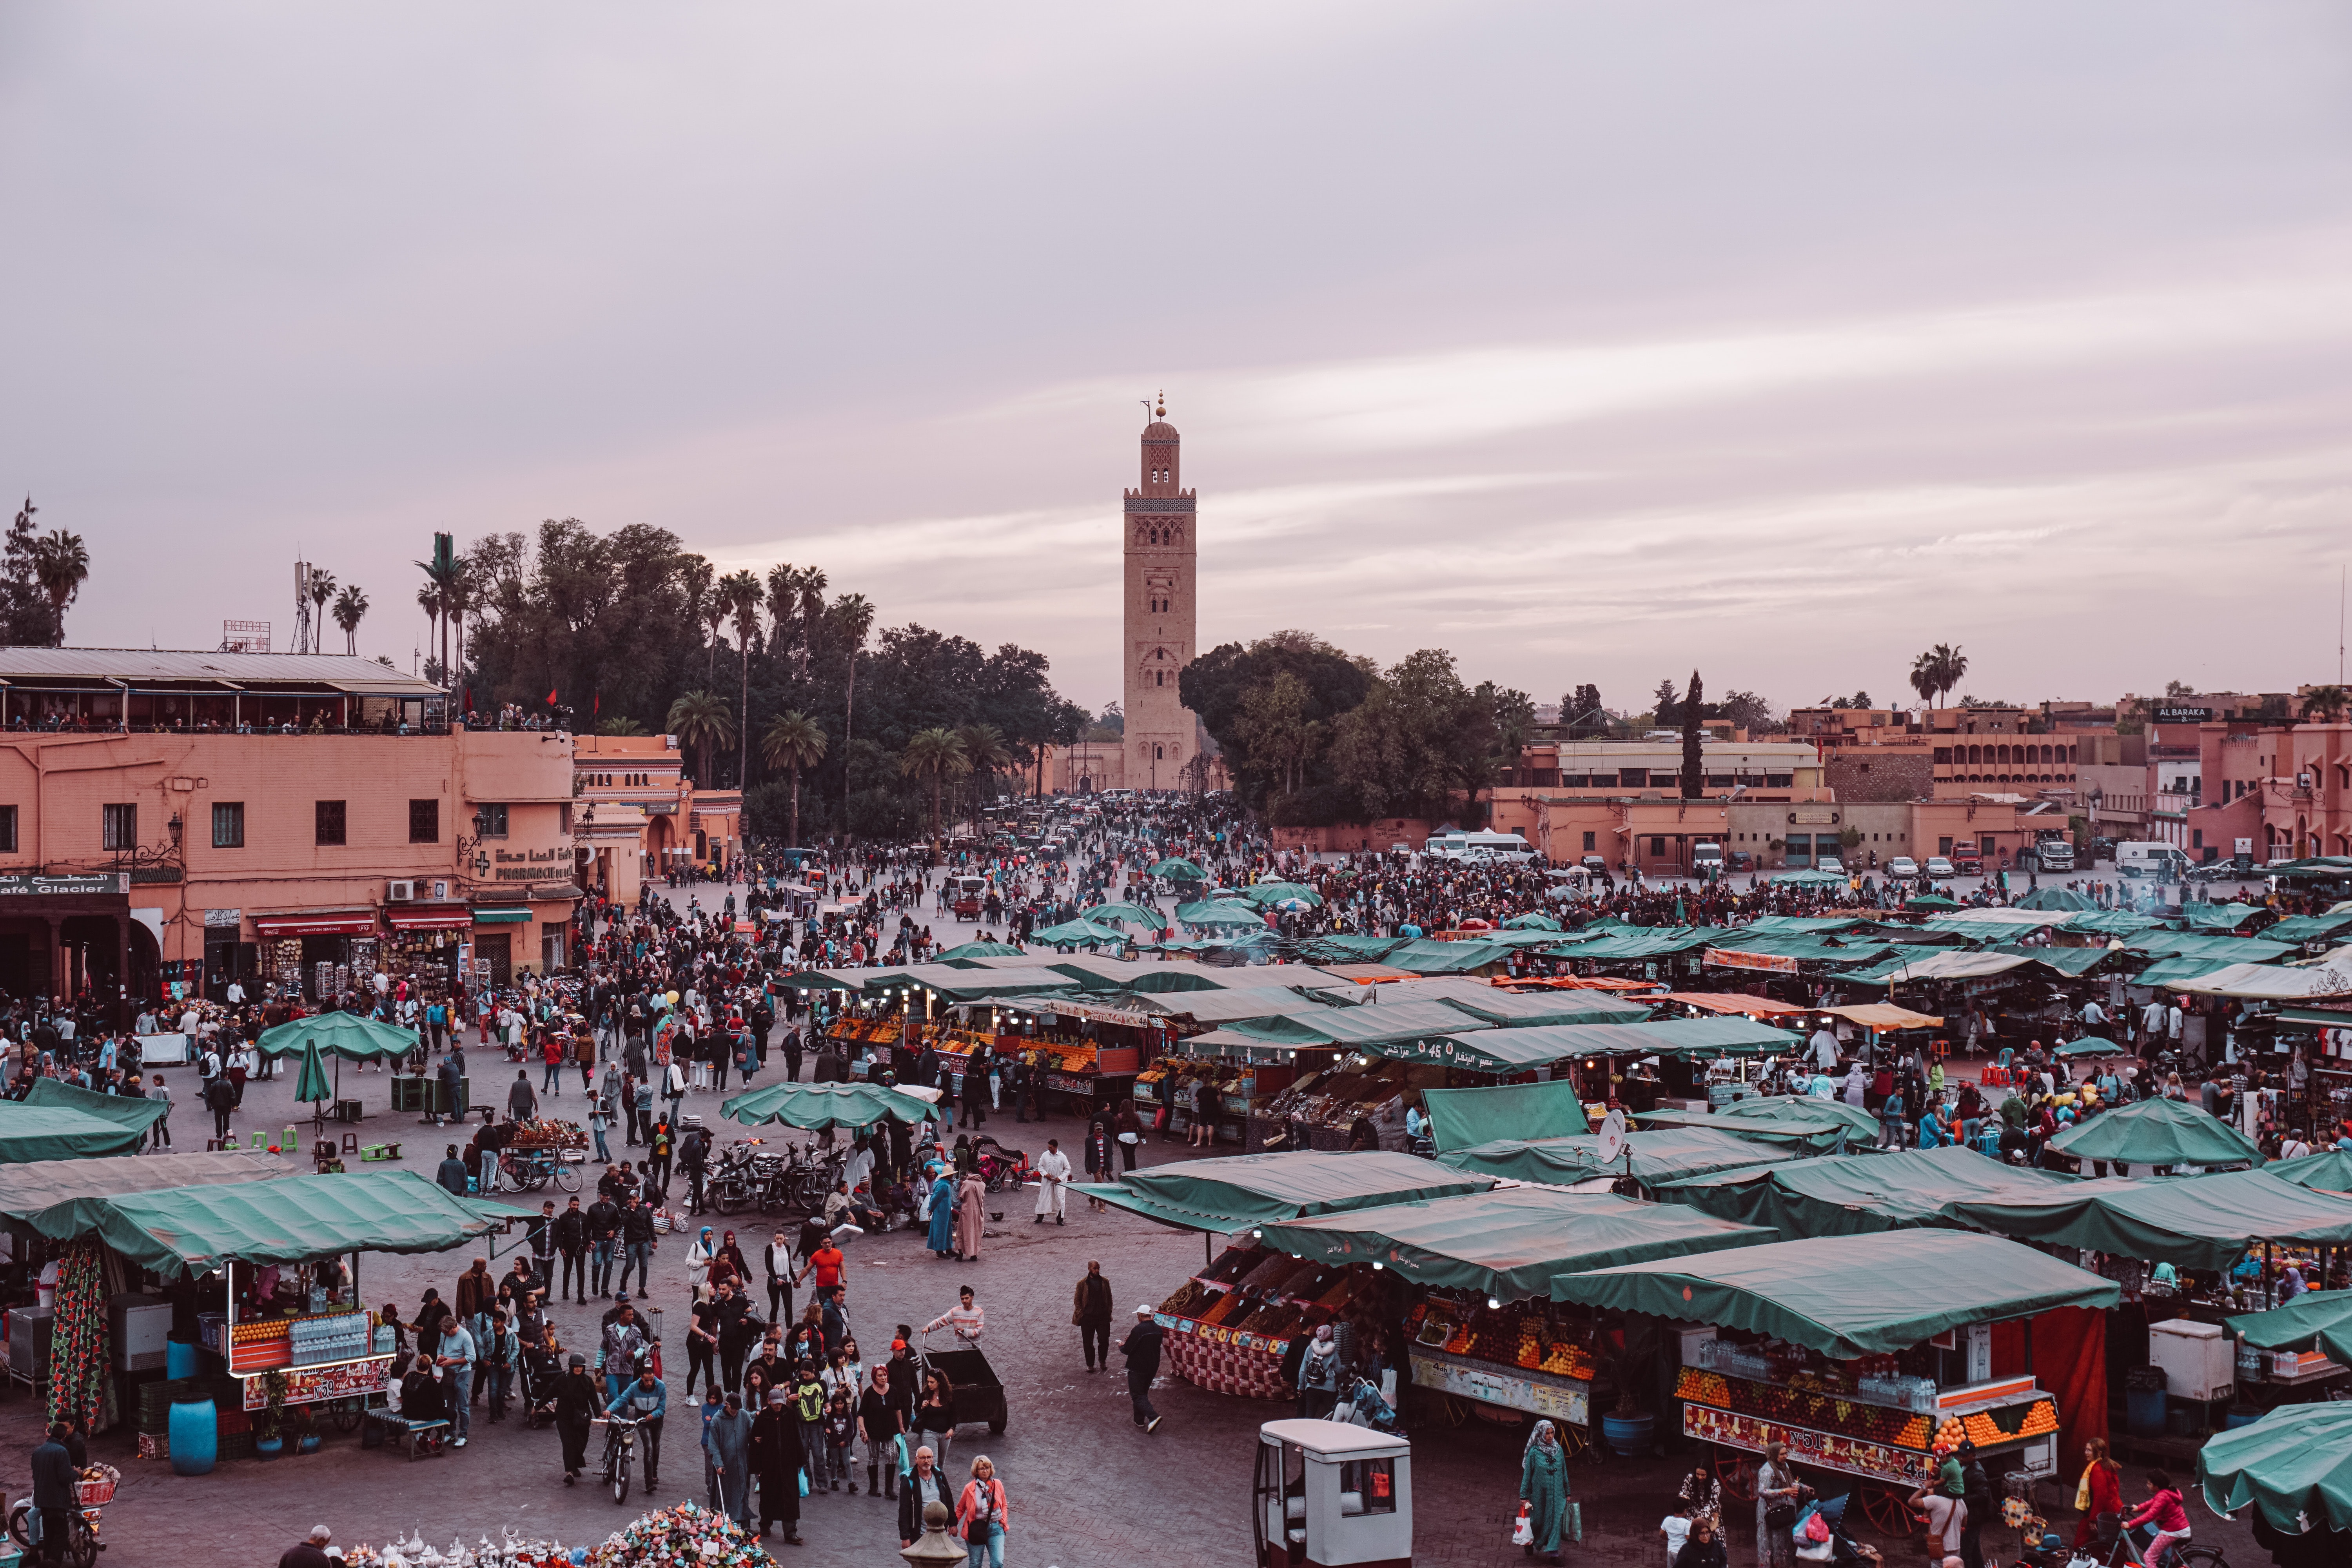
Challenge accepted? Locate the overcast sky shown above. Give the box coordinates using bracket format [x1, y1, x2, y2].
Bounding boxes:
[6, 3, 2351, 716]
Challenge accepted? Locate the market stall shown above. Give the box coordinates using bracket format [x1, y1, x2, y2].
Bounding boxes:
[0, 1091, 164, 1163]
[2197, 1403, 2352, 1552]
[1551, 1230, 2116, 1501]
[2223, 1294, 2352, 1398]
[2045, 1095, 2266, 1174]
[1420, 1078, 1590, 1150]
[1657, 1145, 2075, 1235]
[988, 993, 1161, 1122]
[719, 1080, 939, 1131]
[1634, 1096, 1883, 1155]
[1438, 1126, 1791, 1191]
[260, 1010, 427, 1124]
[1254, 1187, 1774, 1430]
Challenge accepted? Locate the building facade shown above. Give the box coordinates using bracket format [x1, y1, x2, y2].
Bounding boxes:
[1122, 399, 1201, 792]
[0, 648, 581, 1004]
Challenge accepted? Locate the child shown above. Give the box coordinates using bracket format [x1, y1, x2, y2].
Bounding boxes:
[1661, 1505, 1692, 1568]
[2122, 1471, 2192, 1568]
[823, 1386, 858, 1494]
[793, 1361, 829, 1491]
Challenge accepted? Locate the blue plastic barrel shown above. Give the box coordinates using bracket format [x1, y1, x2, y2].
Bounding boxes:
[167, 1339, 199, 1379]
[169, 1397, 218, 1475]
[2125, 1387, 2167, 1436]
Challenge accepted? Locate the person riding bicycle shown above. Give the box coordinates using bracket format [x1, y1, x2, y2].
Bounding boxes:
[2121, 1472, 2191, 1568]
[605, 1365, 668, 1492]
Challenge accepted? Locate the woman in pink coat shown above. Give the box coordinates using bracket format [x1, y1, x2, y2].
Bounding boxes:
[955, 1173, 986, 1261]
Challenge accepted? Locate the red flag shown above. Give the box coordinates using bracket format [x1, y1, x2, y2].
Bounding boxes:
[546, 687, 558, 706]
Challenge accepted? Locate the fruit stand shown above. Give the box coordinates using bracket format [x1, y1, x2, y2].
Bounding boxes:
[1153, 1242, 1364, 1400]
[1407, 1298, 1596, 1426]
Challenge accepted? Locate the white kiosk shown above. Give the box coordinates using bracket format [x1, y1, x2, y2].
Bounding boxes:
[1254, 1418, 1412, 1568]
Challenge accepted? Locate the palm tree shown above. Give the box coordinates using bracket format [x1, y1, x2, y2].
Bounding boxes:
[413, 551, 461, 683]
[331, 584, 369, 654]
[762, 711, 829, 847]
[1907, 644, 1967, 710]
[666, 691, 735, 786]
[306, 568, 337, 653]
[954, 722, 1013, 827]
[1908, 651, 1939, 708]
[899, 727, 969, 844]
[416, 582, 443, 680]
[2302, 686, 2351, 724]
[720, 569, 764, 787]
[597, 716, 648, 736]
[31, 530, 89, 645]
[444, 557, 472, 682]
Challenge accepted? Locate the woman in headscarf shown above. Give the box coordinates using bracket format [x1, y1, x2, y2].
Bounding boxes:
[926, 1165, 958, 1259]
[1755, 1439, 1798, 1568]
[713, 1230, 751, 1293]
[1082, 1119, 1115, 1212]
[687, 1226, 719, 1303]
[955, 1169, 986, 1262]
[1296, 1324, 1342, 1419]
[1519, 1418, 1570, 1563]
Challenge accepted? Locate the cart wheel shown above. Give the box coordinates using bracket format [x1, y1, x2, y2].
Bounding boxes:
[7, 1502, 34, 1551]
[332, 1397, 365, 1433]
[1715, 1449, 1757, 1503]
[1856, 1483, 1915, 1537]
[554, 1162, 581, 1194]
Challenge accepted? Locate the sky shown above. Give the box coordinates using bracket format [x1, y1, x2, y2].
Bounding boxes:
[5, 2, 2352, 717]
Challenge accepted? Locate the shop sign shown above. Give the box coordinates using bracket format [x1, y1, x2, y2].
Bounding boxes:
[1681, 1403, 1932, 1487]
[0, 873, 126, 897]
[491, 846, 571, 882]
[1032, 998, 1158, 1028]
[1705, 947, 1800, 975]
[1410, 1348, 1588, 1425]
[242, 1355, 393, 1410]
[205, 908, 243, 928]
[2154, 706, 2212, 724]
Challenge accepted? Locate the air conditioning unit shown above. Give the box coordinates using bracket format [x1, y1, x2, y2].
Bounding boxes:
[387, 880, 416, 903]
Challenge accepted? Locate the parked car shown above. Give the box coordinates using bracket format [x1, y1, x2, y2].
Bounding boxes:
[1924, 857, 1957, 879]
[1580, 854, 1610, 876]
[1886, 857, 1920, 880]
[1815, 857, 1847, 877]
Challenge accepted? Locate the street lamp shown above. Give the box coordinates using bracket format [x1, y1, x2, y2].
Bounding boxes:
[899, 1501, 965, 1568]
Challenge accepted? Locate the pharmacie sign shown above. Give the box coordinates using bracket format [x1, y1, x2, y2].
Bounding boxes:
[490, 847, 573, 882]
[0, 873, 127, 896]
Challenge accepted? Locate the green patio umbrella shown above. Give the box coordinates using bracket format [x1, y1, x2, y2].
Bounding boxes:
[292, 1041, 334, 1127]
[720, 1081, 939, 1132]
[1147, 857, 1205, 881]
[1905, 895, 1962, 911]
[1089, 901, 1169, 930]
[2198, 1401, 2352, 1533]
[1242, 881, 1323, 908]
[1029, 918, 1129, 947]
[1176, 899, 1270, 927]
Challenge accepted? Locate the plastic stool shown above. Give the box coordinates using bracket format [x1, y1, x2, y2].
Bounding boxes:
[342, 1132, 360, 1154]
[249, 1130, 265, 1149]
[1931, 1039, 1951, 1060]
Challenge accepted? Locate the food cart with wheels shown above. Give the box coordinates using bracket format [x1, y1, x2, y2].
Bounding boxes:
[1548, 1230, 2115, 1530]
[1255, 1418, 1412, 1568]
[1252, 1185, 1773, 1446]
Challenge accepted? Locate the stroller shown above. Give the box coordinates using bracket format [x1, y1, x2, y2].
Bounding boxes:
[515, 1341, 563, 1430]
[1793, 1494, 1879, 1568]
[972, 1136, 1028, 1194]
[1332, 1374, 1399, 1434]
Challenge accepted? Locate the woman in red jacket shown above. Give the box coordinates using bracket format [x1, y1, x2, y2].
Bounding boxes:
[955, 1454, 1009, 1567]
[2074, 1437, 2124, 1547]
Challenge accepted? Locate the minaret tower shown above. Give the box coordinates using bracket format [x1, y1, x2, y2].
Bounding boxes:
[1122, 393, 1197, 791]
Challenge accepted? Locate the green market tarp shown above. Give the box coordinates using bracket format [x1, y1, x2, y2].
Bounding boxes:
[720, 1081, 939, 1131]
[1027, 918, 1131, 947]
[2198, 1402, 2352, 1534]
[1257, 1187, 1776, 1305]
[1388, 1029, 1607, 1074]
[2268, 1151, 2352, 1194]
[1416, 982, 1651, 1028]
[0, 1104, 149, 1163]
[2181, 902, 2264, 932]
[18, 1077, 170, 1137]
[1844, 950, 2035, 986]
[1772, 869, 1851, 887]
[1657, 1145, 2076, 1234]
[1284, 999, 1499, 1051]
[1546, 1229, 2120, 1358]
[1086, 902, 1169, 931]
[773, 969, 865, 991]
[2124, 931, 2292, 962]
[2063, 911, 2169, 935]
[1440, 1126, 1790, 1189]
[1175, 899, 1269, 928]
[1292, 935, 1409, 963]
[1147, 858, 1206, 881]
[292, 1042, 334, 1105]
[2015, 888, 2097, 912]
[1633, 1016, 1804, 1056]
[2126, 955, 2239, 988]
[1736, 915, 1873, 936]
[1637, 1096, 1880, 1154]
[0, 1152, 287, 1222]
[1072, 1150, 1495, 1234]
[13, 1169, 505, 1275]
[1902, 896, 1962, 911]
[256, 1009, 421, 1061]
[1993, 944, 2115, 978]
[2262, 913, 2352, 944]
[1422, 1078, 1590, 1150]
[1501, 912, 1563, 931]
[1543, 927, 1724, 962]
[1705, 934, 1896, 966]
[930, 942, 1028, 961]
[1945, 1169, 2352, 1272]
[2047, 1095, 2265, 1167]
[1381, 939, 1518, 976]
[2055, 1037, 2131, 1058]
[1241, 881, 1323, 909]
[2226, 1294, 2352, 1367]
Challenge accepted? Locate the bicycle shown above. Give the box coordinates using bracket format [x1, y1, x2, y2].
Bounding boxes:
[8, 1488, 107, 1567]
[599, 1415, 643, 1506]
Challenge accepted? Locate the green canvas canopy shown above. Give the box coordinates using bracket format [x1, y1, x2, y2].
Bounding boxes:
[0, 1103, 150, 1163]
[2054, 1037, 2131, 1058]
[1902, 895, 1963, 911]
[2198, 1403, 2352, 1534]
[2126, 955, 2239, 988]
[1542, 927, 1723, 962]
[1147, 857, 1206, 880]
[1256, 1187, 1776, 1305]
[0, 1152, 288, 1227]
[1241, 881, 1323, 908]
[1636, 1096, 1880, 1154]
[1705, 934, 1896, 965]
[2267, 1151, 2352, 1193]
[1413, 981, 1651, 1028]
[1548, 1230, 2120, 1358]
[1439, 1126, 1790, 1188]
[1072, 1150, 1494, 1234]
[1422, 1078, 1590, 1150]
[1027, 918, 1131, 947]
[2063, 911, 2169, 935]
[1844, 950, 2036, 985]
[1735, 915, 1873, 936]
[720, 1081, 939, 1131]
[1994, 944, 2116, 978]
[1381, 939, 1518, 976]
[1086, 902, 1170, 931]
[1176, 899, 1269, 927]
[930, 942, 1028, 961]
[2181, 902, 2264, 932]
[1945, 1169, 2352, 1272]
[2014, 888, 2097, 912]
[2262, 913, 2352, 944]
[1657, 1145, 2076, 1234]
[19, 1077, 170, 1136]
[2124, 932, 2292, 962]
[1502, 912, 1563, 931]
[1287, 999, 1499, 1051]
[1772, 869, 1850, 887]
[775, 968, 866, 991]
[256, 1009, 420, 1061]
[1632, 1017, 1805, 1056]
[1292, 935, 1408, 963]
[902, 966, 1087, 1002]
[2226, 1294, 2352, 1367]
[2047, 1096, 2264, 1167]
[12, 1169, 506, 1275]
[1384, 1029, 1607, 1074]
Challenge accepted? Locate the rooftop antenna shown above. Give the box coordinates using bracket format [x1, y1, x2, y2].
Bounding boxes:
[1140, 397, 1153, 426]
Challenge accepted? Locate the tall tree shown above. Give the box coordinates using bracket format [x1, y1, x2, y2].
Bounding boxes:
[1235, 671, 1319, 796]
[415, 581, 443, 681]
[306, 568, 337, 653]
[1559, 683, 1606, 737]
[31, 529, 89, 645]
[2, 501, 60, 646]
[953, 722, 1013, 820]
[899, 727, 969, 843]
[331, 584, 370, 654]
[665, 690, 734, 786]
[1680, 669, 1705, 798]
[720, 569, 764, 786]
[761, 711, 829, 847]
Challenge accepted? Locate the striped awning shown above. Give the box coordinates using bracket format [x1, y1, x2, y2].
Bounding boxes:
[471, 907, 531, 924]
[386, 907, 474, 931]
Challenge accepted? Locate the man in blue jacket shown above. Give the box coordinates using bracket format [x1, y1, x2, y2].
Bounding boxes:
[606, 1365, 668, 1492]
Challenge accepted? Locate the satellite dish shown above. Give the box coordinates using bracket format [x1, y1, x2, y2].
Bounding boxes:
[1594, 1109, 1628, 1170]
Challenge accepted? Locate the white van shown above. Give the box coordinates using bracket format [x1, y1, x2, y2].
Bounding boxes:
[1436, 830, 1539, 864]
[2115, 841, 2189, 882]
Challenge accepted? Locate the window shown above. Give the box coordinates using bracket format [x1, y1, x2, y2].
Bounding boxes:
[315, 800, 347, 846]
[0, 804, 15, 853]
[1933, 747, 1952, 764]
[1764, 773, 1794, 788]
[102, 803, 137, 851]
[409, 799, 440, 844]
[212, 802, 245, 848]
[1649, 837, 1666, 857]
[479, 804, 509, 838]
[1617, 768, 1648, 788]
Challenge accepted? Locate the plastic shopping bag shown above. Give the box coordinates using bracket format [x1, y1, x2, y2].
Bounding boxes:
[1511, 1504, 1533, 1547]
